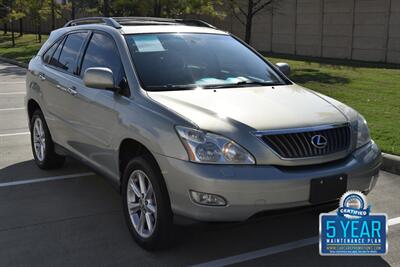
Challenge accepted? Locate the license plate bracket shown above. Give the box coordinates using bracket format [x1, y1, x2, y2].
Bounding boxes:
[309, 174, 347, 204]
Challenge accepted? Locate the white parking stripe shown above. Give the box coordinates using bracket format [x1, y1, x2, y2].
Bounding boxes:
[0, 82, 25, 84]
[0, 132, 30, 137]
[0, 172, 95, 188]
[0, 92, 25, 95]
[388, 216, 400, 226]
[192, 216, 400, 267]
[0, 107, 25, 111]
[191, 237, 318, 267]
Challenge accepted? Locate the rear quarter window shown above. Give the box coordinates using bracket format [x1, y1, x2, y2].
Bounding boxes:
[43, 39, 61, 64]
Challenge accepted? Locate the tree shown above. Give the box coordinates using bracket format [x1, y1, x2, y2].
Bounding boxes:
[153, 0, 225, 18]
[0, 0, 26, 46]
[25, 0, 53, 42]
[105, 0, 224, 18]
[71, 0, 75, 19]
[12, 0, 27, 36]
[229, 0, 277, 44]
[103, 0, 109, 16]
[53, 1, 77, 26]
[0, 0, 11, 35]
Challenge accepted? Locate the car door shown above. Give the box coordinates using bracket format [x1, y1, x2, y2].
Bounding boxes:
[39, 31, 89, 147]
[66, 31, 130, 175]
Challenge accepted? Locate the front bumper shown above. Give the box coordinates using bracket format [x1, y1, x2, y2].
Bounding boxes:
[155, 141, 381, 222]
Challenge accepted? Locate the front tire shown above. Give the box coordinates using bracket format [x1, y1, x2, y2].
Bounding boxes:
[122, 155, 173, 250]
[30, 109, 65, 169]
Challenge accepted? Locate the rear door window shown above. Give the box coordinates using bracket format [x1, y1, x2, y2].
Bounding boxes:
[54, 32, 88, 74]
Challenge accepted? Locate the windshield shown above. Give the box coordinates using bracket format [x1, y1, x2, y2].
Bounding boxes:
[125, 33, 288, 91]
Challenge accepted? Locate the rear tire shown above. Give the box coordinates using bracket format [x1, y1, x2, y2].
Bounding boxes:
[30, 109, 65, 169]
[122, 155, 173, 250]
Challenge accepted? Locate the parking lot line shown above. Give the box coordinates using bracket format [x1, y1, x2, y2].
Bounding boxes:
[0, 107, 25, 111]
[0, 132, 30, 137]
[0, 81, 25, 84]
[0, 172, 95, 188]
[0, 92, 25, 95]
[388, 216, 400, 226]
[191, 237, 318, 267]
[192, 216, 400, 267]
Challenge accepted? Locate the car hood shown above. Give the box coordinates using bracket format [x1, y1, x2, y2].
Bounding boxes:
[147, 84, 348, 131]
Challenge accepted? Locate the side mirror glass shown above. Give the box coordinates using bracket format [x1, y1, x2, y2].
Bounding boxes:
[275, 62, 291, 77]
[83, 67, 115, 90]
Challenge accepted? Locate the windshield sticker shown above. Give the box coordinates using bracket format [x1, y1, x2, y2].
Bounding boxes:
[195, 77, 250, 86]
[131, 35, 165, 52]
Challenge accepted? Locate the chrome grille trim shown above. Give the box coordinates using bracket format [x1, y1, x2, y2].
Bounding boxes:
[254, 123, 351, 160]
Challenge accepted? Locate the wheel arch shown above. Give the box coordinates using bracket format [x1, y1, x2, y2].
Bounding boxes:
[118, 138, 162, 184]
[27, 99, 42, 124]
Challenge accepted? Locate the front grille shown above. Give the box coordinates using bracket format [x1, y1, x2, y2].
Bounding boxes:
[260, 125, 351, 159]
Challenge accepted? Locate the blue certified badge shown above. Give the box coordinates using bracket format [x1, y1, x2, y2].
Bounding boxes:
[320, 191, 388, 255]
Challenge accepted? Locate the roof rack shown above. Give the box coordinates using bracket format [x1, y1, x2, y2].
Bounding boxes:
[64, 16, 216, 29]
[174, 19, 216, 29]
[64, 17, 122, 28]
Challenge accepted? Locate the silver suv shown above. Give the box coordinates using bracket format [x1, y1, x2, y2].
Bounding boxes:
[26, 17, 382, 250]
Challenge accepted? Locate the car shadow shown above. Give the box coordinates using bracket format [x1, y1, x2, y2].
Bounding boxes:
[0, 158, 392, 266]
[150, 204, 391, 266]
[0, 158, 91, 182]
[0, 64, 27, 77]
[290, 68, 350, 85]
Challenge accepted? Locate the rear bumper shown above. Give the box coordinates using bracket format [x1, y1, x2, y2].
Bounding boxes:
[155, 141, 381, 222]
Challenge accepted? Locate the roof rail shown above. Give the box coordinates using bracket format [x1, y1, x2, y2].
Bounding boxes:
[64, 16, 216, 29]
[64, 17, 122, 28]
[112, 17, 215, 28]
[175, 19, 216, 29]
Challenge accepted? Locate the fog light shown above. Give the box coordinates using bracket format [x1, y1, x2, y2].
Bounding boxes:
[190, 190, 227, 206]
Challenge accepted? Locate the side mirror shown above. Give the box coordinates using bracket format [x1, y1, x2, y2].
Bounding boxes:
[83, 67, 115, 90]
[275, 62, 291, 77]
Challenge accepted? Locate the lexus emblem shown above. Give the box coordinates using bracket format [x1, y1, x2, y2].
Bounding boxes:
[311, 135, 327, 149]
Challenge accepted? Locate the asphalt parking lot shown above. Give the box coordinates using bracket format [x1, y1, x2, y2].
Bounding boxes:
[0, 61, 399, 267]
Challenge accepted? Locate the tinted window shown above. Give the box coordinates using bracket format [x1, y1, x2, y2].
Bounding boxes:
[49, 37, 65, 68]
[43, 39, 61, 63]
[125, 34, 287, 91]
[56, 32, 88, 74]
[81, 33, 127, 92]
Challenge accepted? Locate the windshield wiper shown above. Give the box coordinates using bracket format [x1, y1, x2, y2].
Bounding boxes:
[145, 80, 285, 91]
[202, 80, 284, 89]
[145, 84, 197, 91]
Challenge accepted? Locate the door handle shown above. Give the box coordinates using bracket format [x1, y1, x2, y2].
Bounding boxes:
[39, 73, 46, 81]
[56, 84, 67, 92]
[56, 85, 78, 96]
[67, 86, 78, 96]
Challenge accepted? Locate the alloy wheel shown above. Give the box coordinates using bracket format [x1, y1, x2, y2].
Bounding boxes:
[126, 170, 157, 238]
[33, 118, 46, 161]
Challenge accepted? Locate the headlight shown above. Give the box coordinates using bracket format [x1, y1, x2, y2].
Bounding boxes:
[175, 126, 255, 164]
[356, 114, 371, 148]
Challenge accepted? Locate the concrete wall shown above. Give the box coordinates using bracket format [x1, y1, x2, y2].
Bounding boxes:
[216, 0, 400, 64]
[2, 0, 399, 64]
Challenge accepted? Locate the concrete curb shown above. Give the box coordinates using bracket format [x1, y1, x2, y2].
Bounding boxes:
[0, 57, 399, 176]
[382, 153, 400, 175]
[0, 56, 28, 68]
